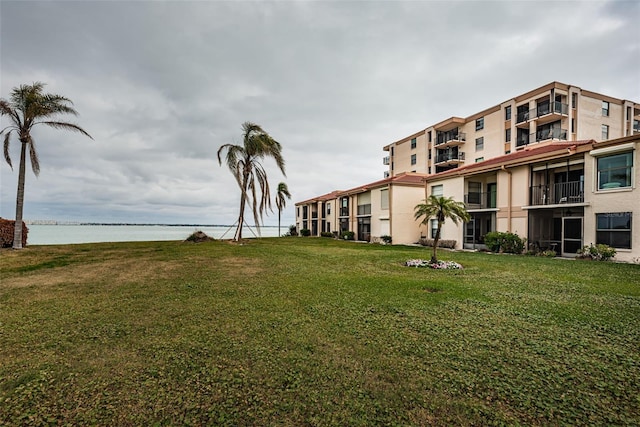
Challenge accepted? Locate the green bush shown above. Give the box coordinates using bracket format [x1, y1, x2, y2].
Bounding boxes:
[341, 231, 355, 240]
[484, 231, 526, 254]
[380, 235, 392, 244]
[300, 228, 311, 237]
[320, 232, 333, 238]
[577, 244, 617, 261]
[418, 238, 456, 249]
[285, 225, 298, 237]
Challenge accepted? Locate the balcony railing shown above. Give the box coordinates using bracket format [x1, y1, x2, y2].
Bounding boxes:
[530, 181, 584, 206]
[516, 134, 530, 147]
[530, 101, 569, 119]
[516, 110, 529, 124]
[436, 151, 465, 164]
[464, 191, 497, 209]
[383, 156, 390, 165]
[530, 128, 568, 142]
[339, 208, 349, 217]
[435, 132, 466, 146]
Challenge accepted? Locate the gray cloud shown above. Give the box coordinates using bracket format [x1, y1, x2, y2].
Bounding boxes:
[1, 0, 639, 225]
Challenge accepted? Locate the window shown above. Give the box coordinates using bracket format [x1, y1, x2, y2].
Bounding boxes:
[597, 151, 633, 190]
[411, 138, 417, 149]
[430, 219, 438, 239]
[380, 189, 389, 210]
[428, 131, 432, 142]
[475, 137, 484, 151]
[411, 154, 417, 165]
[428, 167, 432, 174]
[602, 124, 609, 140]
[571, 118, 575, 133]
[602, 101, 610, 117]
[428, 150, 432, 160]
[297, 207, 300, 217]
[476, 117, 484, 131]
[571, 93, 577, 109]
[596, 212, 631, 249]
[505, 128, 511, 142]
[505, 106, 511, 121]
[390, 147, 394, 156]
[431, 184, 443, 197]
[326, 203, 331, 215]
[475, 157, 484, 163]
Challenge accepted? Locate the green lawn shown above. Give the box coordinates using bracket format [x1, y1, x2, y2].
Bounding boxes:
[1, 238, 639, 426]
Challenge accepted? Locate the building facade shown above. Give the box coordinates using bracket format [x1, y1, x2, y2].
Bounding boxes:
[296, 82, 640, 262]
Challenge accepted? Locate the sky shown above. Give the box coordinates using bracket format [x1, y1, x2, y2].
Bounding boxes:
[1, 0, 639, 226]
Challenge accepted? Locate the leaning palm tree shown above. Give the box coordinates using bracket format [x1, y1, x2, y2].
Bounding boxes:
[275, 182, 291, 236]
[1, 82, 92, 249]
[414, 195, 470, 263]
[217, 122, 285, 241]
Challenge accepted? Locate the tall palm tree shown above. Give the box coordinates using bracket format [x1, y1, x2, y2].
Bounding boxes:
[1, 82, 92, 249]
[217, 122, 285, 241]
[275, 182, 291, 237]
[414, 195, 470, 263]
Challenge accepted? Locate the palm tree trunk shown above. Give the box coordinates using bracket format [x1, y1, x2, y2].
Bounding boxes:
[278, 210, 281, 237]
[234, 170, 251, 241]
[13, 140, 28, 249]
[431, 222, 442, 264]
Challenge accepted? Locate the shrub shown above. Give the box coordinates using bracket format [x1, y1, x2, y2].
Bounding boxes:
[484, 231, 526, 254]
[577, 244, 616, 261]
[184, 230, 214, 243]
[341, 231, 355, 240]
[320, 232, 333, 238]
[0, 218, 28, 248]
[284, 225, 298, 237]
[300, 229, 311, 237]
[418, 238, 456, 249]
[380, 235, 392, 244]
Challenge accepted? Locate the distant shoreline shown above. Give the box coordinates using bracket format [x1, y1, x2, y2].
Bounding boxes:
[24, 221, 278, 227]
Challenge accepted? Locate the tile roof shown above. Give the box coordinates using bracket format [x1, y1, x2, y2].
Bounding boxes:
[429, 140, 595, 180]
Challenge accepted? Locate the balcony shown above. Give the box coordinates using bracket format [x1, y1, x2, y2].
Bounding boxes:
[383, 156, 390, 165]
[530, 127, 568, 143]
[436, 151, 465, 165]
[435, 132, 466, 148]
[516, 134, 530, 148]
[516, 110, 530, 124]
[532, 101, 569, 125]
[530, 181, 584, 206]
[464, 190, 497, 209]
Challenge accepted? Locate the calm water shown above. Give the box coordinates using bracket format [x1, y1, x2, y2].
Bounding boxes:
[26, 224, 283, 245]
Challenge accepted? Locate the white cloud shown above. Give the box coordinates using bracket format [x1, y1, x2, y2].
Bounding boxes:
[1, 0, 638, 226]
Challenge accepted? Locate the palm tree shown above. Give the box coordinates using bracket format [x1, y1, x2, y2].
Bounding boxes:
[217, 122, 285, 241]
[414, 195, 470, 263]
[275, 182, 291, 236]
[1, 82, 92, 249]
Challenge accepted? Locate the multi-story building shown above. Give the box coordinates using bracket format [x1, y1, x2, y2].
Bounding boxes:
[296, 82, 640, 262]
[384, 81, 639, 177]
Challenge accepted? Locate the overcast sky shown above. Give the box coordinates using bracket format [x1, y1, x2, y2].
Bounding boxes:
[1, 0, 639, 226]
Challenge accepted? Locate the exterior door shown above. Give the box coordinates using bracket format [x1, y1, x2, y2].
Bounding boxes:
[562, 217, 583, 257]
[464, 219, 476, 249]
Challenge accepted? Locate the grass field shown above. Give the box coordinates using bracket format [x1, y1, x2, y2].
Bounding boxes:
[1, 238, 639, 426]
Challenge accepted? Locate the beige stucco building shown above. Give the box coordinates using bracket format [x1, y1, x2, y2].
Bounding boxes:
[296, 82, 640, 262]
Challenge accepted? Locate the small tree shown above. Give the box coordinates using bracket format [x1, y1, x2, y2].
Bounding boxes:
[414, 195, 470, 263]
[275, 182, 291, 237]
[217, 122, 285, 241]
[1, 82, 92, 249]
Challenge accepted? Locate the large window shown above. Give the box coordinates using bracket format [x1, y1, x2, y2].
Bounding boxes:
[596, 212, 631, 249]
[431, 184, 443, 197]
[597, 151, 633, 190]
[380, 189, 389, 210]
[475, 137, 484, 151]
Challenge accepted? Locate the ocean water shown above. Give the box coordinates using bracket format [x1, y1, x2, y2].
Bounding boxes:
[25, 224, 283, 246]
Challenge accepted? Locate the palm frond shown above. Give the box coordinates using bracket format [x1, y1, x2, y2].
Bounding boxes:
[38, 121, 93, 139]
[28, 136, 40, 176]
[3, 131, 13, 169]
